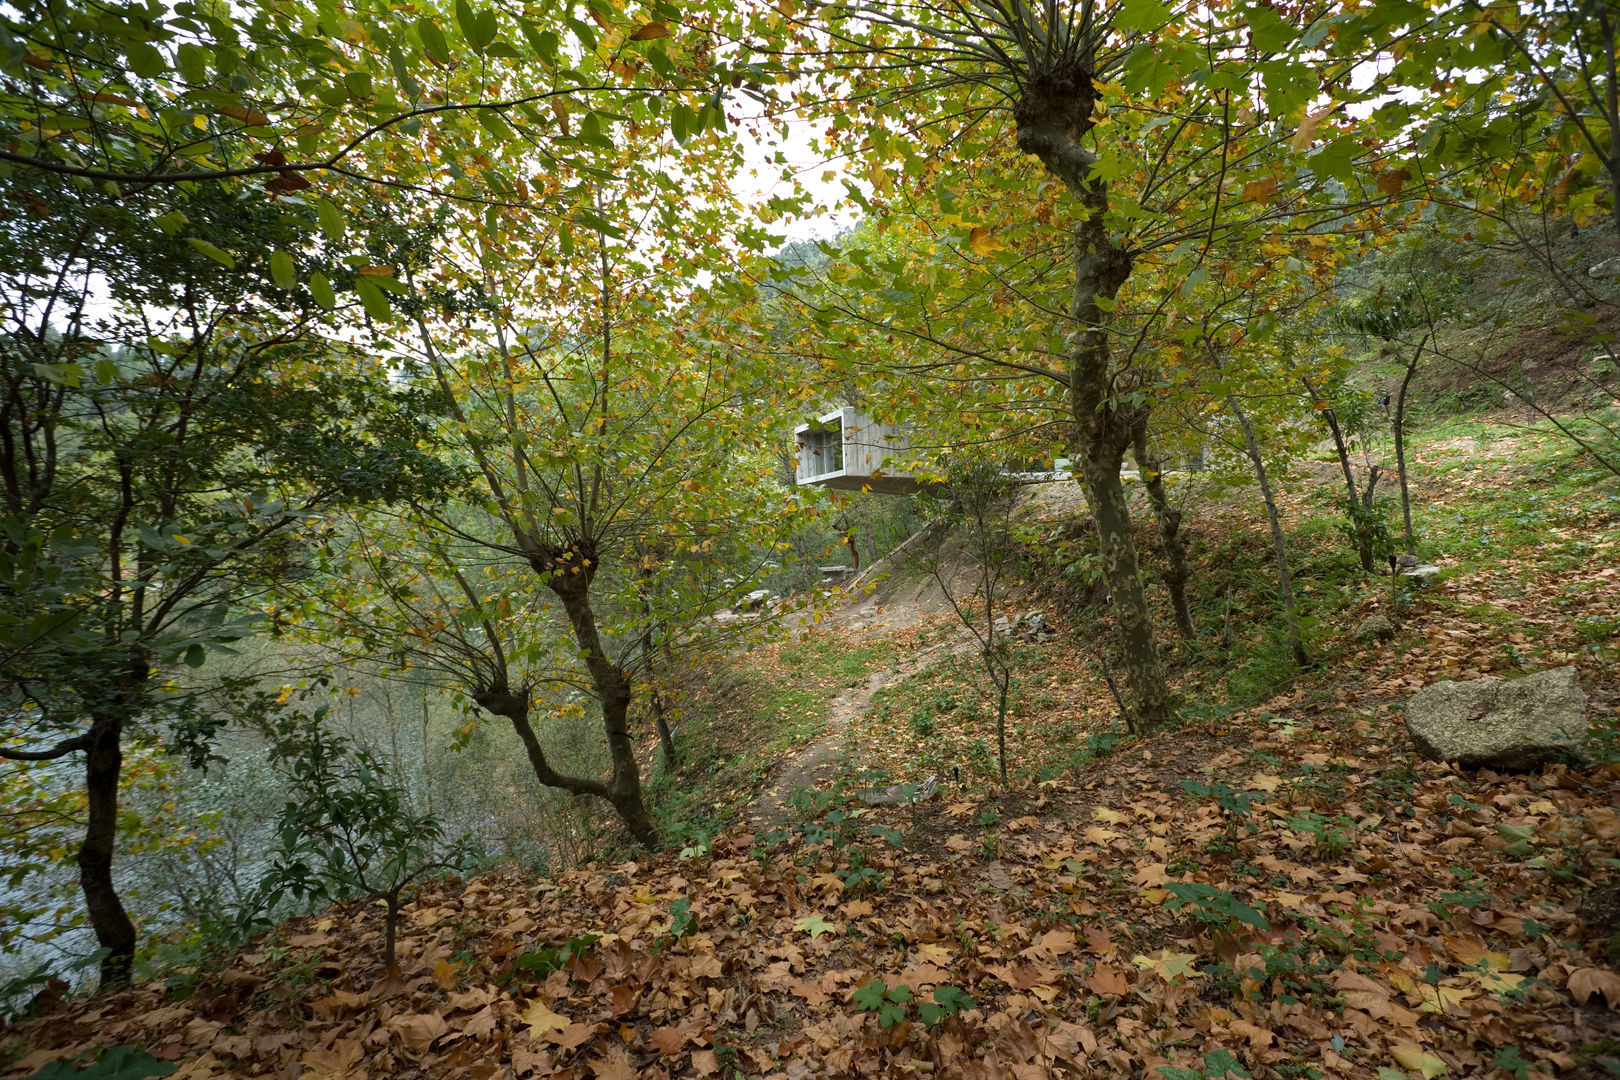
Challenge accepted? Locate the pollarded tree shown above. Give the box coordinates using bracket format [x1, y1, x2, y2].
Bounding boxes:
[0, 180, 454, 986]
[764, 0, 1441, 730]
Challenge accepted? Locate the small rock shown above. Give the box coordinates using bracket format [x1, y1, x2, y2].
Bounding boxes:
[1395, 553, 1421, 568]
[1401, 563, 1443, 586]
[1404, 666, 1588, 770]
[740, 588, 772, 612]
[1590, 256, 1620, 278]
[1353, 614, 1396, 642]
[855, 776, 938, 806]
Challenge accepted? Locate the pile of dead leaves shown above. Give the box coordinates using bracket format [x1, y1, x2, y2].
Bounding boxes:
[6, 691, 1619, 1079]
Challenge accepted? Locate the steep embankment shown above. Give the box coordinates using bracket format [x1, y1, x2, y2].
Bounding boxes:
[4, 415, 1619, 1080]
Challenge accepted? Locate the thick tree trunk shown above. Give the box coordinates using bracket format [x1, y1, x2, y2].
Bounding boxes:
[1131, 424, 1196, 641]
[536, 550, 656, 848]
[1014, 68, 1172, 733]
[1227, 395, 1310, 669]
[79, 713, 137, 988]
[1082, 457, 1172, 732]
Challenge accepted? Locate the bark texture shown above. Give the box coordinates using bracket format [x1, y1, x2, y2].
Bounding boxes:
[1132, 424, 1195, 642]
[1015, 64, 1172, 731]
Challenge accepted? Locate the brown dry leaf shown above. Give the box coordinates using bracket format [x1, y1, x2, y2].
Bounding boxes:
[1086, 965, 1130, 996]
[589, 1043, 637, 1080]
[387, 1012, 447, 1054]
[1569, 967, 1620, 1008]
[1229, 1020, 1275, 1048]
[648, 1027, 687, 1055]
[629, 21, 669, 39]
[1377, 167, 1412, 196]
[431, 959, 459, 990]
[692, 1049, 720, 1076]
[1241, 176, 1278, 203]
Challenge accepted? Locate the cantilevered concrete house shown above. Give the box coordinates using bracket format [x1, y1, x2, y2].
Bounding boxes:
[793, 406, 924, 495]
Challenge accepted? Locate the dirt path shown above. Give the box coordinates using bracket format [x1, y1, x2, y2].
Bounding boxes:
[743, 632, 976, 829]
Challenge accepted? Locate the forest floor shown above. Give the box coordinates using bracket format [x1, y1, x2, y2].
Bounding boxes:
[3, 411, 1620, 1080]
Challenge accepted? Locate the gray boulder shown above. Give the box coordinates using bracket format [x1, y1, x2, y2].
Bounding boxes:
[1404, 667, 1588, 769]
[1353, 614, 1396, 642]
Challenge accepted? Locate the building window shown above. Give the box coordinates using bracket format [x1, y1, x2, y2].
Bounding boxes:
[801, 418, 844, 476]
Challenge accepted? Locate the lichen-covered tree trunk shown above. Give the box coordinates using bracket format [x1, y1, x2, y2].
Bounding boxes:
[1131, 423, 1196, 642]
[1015, 68, 1172, 732]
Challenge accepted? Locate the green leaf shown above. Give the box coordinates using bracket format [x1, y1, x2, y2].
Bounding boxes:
[310, 271, 335, 310]
[1244, 5, 1295, 51]
[184, 644, 206, 669]
[455, 0, 498, 51]
[269, 250, 296, 290]
[852, 980, 887, 1011]
[793, 915, 838, 940]
[127, 42, 166, 78]
[355, 277, 391, 320]
[417, 17, 450, 60]
[1115, 0, 1175, 33]
[185, 238, 236, 268]
[476, 108, 514, 142]
[316, 199, 346, 243]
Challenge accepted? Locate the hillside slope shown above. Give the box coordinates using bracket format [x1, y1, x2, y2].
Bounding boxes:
[4, 414, 1619, 1080]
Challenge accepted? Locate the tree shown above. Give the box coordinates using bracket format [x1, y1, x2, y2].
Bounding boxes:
[258, 704, 472, 970]
[771, 0, 1437, 731]
[0, 179, 451, 986]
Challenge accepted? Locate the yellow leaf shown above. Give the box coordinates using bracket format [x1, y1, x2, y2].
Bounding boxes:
[219, 105, 269, 126]
[1390, 1042, 1448, 1078]
[968, 226, 1003, 256]
[517, 999, 568, 1042]
[356, 265, 395, 277]
[432, 959, 458, 990]
[629, 22, 669, 39]
[192, 114, 208, 129]
[1289, 105, 1333, 151]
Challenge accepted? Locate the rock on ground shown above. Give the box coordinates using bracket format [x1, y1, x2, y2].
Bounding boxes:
[1353, 614, 1396, 642]
[1404, 666, 1588, 770]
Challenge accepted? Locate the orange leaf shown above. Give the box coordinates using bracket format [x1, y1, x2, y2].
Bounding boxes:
[1377, 168, 1411, 196]
[220, 105, 269, 126]
[1241, 176, 1278, 203]
[357, 265, 396, 277]
[968, 226, 1003, 256]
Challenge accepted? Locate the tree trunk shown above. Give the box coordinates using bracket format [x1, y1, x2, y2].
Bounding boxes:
[79, 713, 137, 988]
[650, 685, 676, 772]
[536, 551, 656, 848]
[1393, 338, 1425, 556]
[1305, 381, 1374, 572]
[1227, 395, 1309, 669]
[1131, 424, 1196, 641]
[1015, 62, 1173, 734]
[1083, 457, 1172, 732]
